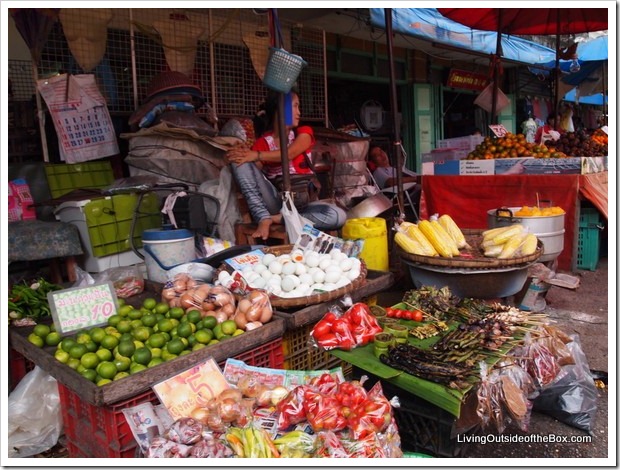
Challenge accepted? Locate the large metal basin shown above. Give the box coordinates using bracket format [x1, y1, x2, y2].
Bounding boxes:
[403, 259, 534, 299]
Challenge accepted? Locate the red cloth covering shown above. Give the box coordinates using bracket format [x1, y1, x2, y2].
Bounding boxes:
[420, 174, 580, 271]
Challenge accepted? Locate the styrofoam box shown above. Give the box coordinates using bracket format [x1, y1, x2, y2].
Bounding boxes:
[436, 135, 484, 152]
[422, 148, 469, 163]
[432, 160, 495, 175]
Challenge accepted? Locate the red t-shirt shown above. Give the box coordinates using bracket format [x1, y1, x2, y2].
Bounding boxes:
[251, 126, 315, 180]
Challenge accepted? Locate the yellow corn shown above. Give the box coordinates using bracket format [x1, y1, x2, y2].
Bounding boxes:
[405, 224, 439, 256]
[483, 244, 503, 258]
[394, 231, 424, 255]
[498, 232, 528, 259]
[418, 220, 453, 258]
[431, 220, 460, 256]
[482, 238, 503, 249]
[482, 224, 520, 241]
[517, 233, 538, 256]
[492, 224, 525, 245]
[438, 214, 471, 249]
[399, 221, 415, 231]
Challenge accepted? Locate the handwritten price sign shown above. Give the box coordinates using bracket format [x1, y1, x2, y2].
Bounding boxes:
[48, 282, 118, 334]
[489, 124, 509, 138]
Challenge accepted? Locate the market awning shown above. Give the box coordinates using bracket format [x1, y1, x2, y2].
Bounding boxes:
[369, 8, 557, 65]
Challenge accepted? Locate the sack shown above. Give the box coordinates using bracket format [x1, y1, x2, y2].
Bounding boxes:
[280, 191, 314, 243]
[272, 174, 318, 210]
[8, 366, 63, 457]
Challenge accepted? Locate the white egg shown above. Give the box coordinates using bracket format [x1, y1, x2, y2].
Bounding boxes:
[337, 252, 349, 262]
[340, 258, 354, 272]
[310, 283, 325, 292]
[347, 269, 361, 280]
[288, 287, 306, 298]
[260, 269, 273, 281]
[268, 260, 283, 275]
[334, 278, 350, 288]
[294, 263, 307, 276]
[249, 276, 267, 289]
[253, 263, 268, 274]
[325, 264, 342, 274]
[218, 270, 231, 283]
[295, 284, 311, 296]
[312, 269, 326, 284]
[242, 266, 255, 276]
[281, 261, 297, 276]
[319, 257, 332, 271]
[299, 273, 314, 286]
[324, 270, 341, 284]
[266, 277, 282, 290]
[350, 258, 362, 270]
[278, 254, 292, 263]
[281, 276, 298, 292]
[322, 283, 337, 291]
[329, 248, 342, 259]
[291, 249, 305, 263]
[305, 252, 320, 268]
[262, 253, 276, 266]
[307, 266, 320, 275]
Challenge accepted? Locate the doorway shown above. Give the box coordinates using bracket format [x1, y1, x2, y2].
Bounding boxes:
[441, 90, 484, 139]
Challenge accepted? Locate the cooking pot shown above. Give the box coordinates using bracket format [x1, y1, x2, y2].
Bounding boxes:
[487, 207, 565, 263]
[347, 193, 392, 219]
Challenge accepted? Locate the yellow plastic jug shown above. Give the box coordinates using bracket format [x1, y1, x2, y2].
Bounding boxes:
[342, 217, 389, 272]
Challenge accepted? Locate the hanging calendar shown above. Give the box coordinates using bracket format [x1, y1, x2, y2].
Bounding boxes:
[37, 74, 119, 163]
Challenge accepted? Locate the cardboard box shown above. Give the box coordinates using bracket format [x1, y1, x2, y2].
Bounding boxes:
[436, 135, 484, 152]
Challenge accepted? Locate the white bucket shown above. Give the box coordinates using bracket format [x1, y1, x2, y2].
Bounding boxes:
[142, 227, 195, 283]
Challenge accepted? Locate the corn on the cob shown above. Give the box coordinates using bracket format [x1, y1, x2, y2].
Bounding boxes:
[431, 220, 460, 256]
[498, 232, 528, 259]
[399, 221, 415, 231]
[482, 224, 522, 241]
[438, 214, 471, 249]
[394, 231, 424, 255]
[483, 244, 503, 258]
[517, 233, 538, 256]
[405, 224, 439, 256]
[482, 238, 503, 249]
[418, 220, 453, 257]
[492, 224, 525, 245]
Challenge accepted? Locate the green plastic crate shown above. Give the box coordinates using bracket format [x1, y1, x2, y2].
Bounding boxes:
[577, 208, 602, 271]
[45, 161, 115, 198]
[55, 192, 161, 260]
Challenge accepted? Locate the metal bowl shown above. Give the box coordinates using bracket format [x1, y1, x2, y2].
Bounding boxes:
[402, 259, 535, 299]
[347, 193, 393, 219]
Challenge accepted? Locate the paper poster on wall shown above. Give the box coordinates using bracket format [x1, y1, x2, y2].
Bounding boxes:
[37, 73, 119, 163]
[47, 282, 118, 334]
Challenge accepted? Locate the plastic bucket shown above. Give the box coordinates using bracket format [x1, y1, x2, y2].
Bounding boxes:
[342, 217, 389, 271]
[142, 227, 195, 283]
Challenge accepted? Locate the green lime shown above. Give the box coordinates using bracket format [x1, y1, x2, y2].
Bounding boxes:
[117, 340, 136, 358]
[130, 319, 144, 331]
[54, 349, 70, 364]
[213, 323, 224, 340]
[141, 314, 158, 328]
[219, 334, 232, 341]
[107, 314, 122, 327]
[60, 338, 77, 353]
[28, 333, 45, 348]
[33, 324, 51, 339]
[76, 364, 88, 374]
[166, 338, 186, 355]
[114, 356, 131, 372]
[233, 329, 245, 337]
[195, 320, 205, 330]
[186, 310, 202, 324]
[81, 368, 98, 383]
[149, 347, 162, 358]
[202, 315, 217, 330]
[142, 298, 157, 311]
[45, 331, 62, 347]
[147, 357, 164, 368]
[69, 343, 88, 359]
[75, 332, 91, 344]
[154, 302, 170, 315]
[117, 304, 134, 317]
[128, 309, 143, 320]
[133, 326, 152, 342]
[67, 357, 81, 370]
[84, 341, 98, 353]
[80, 352, 100, 369]
[147, 333, 167, 349]
[116, 320, 133, 334]
[132, 347, 152, 366]
[179, 350, 192, 356]
[192, 343, 207, 351]
[100, 335, 119, 350]
[221, 320, 237, 336]
[105, 326, 120, 336]
[207, 339, 220, 346]
[169, 307, 185, 320]
[120, 332, 134, 343]
[157, 318, 174, 333]
[129, 363, 147, 374]
[97, 378, 112, 387]
[160, 350, 178, 362]
[133, 340, 145, 349]
[95, 348, 113, 362]
[97, 361, 118, 380]
[89, 327, 107, 344]
[117, 298, 126, 308]
[114, 371, 130, 381]
[195, 329, 214, 344]
[176, 322, 193, 338]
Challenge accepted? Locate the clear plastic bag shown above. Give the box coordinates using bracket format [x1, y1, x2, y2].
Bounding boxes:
[7, 366, 63, 458]
[95, 265, 145, 298]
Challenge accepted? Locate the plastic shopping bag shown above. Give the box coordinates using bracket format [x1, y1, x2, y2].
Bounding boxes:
[280, 191, 313, 244]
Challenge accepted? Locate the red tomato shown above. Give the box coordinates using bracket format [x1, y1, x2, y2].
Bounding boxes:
[337, 337, 355, 350]
[323, 312, 338, 323]
[413, 310, 424, 322]
[312, 320, 332, 339]
[347, 304, 368, 325]
[331, 318, 350, 336]
[402, 310, 413, 320]
[316, 332, 338, 347]
[385, 307, 395, 317]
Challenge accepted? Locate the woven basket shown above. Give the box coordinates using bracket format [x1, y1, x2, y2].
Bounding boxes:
[262, 47, 307, 94]
[397, 229, 544, 269]
[218, 245, 368, 309]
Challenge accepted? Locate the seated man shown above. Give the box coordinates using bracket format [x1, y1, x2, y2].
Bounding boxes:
[369, 145, 418, 189]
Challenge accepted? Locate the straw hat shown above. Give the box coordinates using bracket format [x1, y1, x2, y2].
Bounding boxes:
[59, 8, 113, 72]
[153, 17, 205, 77]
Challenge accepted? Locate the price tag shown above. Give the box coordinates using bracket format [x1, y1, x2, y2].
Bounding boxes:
[47, 282, 118, 334]
[489, 124, 508, 138]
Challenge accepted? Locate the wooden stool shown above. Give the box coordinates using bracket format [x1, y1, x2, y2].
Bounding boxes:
[234, 222, 289, 245]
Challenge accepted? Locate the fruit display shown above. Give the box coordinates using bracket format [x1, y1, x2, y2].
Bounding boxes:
[550, 130, 607, 157]
[465, 132, 567, 160]
[513, 205, 565, 217]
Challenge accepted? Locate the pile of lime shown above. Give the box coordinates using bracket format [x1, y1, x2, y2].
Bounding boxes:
[28, 297, 244, 386]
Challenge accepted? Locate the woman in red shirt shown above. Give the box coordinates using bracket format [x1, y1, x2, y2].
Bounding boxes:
[226, 90, 345, 241]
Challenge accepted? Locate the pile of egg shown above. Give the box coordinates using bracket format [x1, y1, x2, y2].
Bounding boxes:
[217, 248, 362, 298]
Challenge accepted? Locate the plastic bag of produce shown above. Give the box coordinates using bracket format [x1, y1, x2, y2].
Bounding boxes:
[7, 366, 63, 458]
[532, 335, 598, 433]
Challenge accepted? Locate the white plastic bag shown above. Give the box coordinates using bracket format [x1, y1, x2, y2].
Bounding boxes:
[280, 191, 314, 244]
[8, 366, 63, 458]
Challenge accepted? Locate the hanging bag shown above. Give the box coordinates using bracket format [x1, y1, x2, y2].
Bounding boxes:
[280, 191, 313, 243]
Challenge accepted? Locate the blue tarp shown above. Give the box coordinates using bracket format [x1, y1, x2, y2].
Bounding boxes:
[563, 88, 607, 105]
[370, 8, 557, 64]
